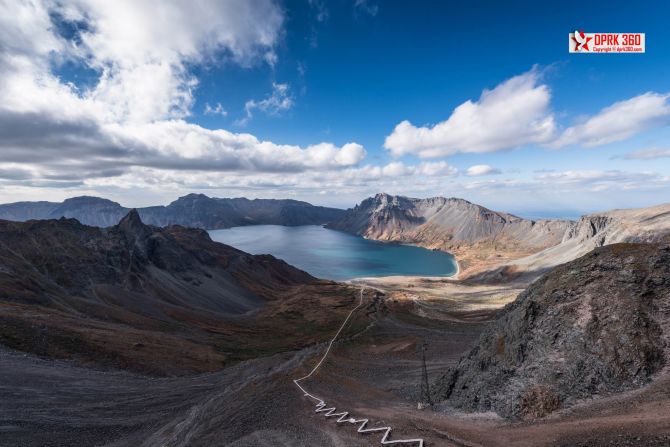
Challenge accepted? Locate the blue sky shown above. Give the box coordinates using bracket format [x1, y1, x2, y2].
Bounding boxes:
[0, 0, 668, 217]
[197, 0, 669, 152]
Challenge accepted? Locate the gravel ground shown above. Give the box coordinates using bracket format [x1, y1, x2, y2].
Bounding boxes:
[0, 345, 367, 447]
[3, 283, 670, 447]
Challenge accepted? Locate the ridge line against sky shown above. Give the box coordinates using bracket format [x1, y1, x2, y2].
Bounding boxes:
[0, 0, 668, 216]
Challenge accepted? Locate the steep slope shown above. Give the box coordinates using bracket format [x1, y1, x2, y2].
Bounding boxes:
[0, 211, 358, 375]
[474, 203, 670, 283]
[436, 243, 670, 419]
[327, 193, 572, 273]
[0, 193, 345, 229]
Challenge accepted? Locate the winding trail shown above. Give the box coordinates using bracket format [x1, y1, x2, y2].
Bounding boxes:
[293, 287, 425, 446]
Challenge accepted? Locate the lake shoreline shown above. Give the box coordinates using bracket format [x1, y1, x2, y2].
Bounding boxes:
[209, 224, 457, 280]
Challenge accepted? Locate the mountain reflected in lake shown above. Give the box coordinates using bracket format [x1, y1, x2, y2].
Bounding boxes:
[209, 225, 457, 280]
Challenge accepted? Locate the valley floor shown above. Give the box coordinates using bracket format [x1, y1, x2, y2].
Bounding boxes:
[2, 279, 670, 446]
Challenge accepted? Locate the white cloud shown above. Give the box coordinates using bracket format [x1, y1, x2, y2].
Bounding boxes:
[204, 102, 227, 116]
[0, 0, 283, 125]
[372, 161, 458, 178]
[384, 69, 556, 158]
[552, 93, 670, 148]
[54, 0, 283, 123]
[237, 82, 294, 125]
[466, 164, 501, 176]
[622, 148, 670, 160]
[534, 169, 660, 190]
[77, 160, 457, 202]
[416, 161, 458, 177]
[384, 68, 670, 158]
[0, 1, 368, 185]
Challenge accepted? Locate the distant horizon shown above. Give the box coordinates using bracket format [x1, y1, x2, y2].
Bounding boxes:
[2, 190, 664, 222]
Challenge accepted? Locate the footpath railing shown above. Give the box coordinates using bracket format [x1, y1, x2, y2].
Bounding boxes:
[293, 287, 425, 446]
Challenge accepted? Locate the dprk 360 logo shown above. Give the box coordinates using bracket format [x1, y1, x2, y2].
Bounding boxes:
[569, 31, 645, 53]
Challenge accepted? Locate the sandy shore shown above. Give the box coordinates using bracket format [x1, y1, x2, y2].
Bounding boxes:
[348, 274, 523, 321]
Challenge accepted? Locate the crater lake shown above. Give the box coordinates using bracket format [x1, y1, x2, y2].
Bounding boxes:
[209, 225, 457, 280]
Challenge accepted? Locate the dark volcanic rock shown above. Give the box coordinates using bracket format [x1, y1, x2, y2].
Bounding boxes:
[0, 211, 323, 375]
[0, 210, 314, 310]
[0, 193, 345, 229]
[435, 243, 670, 419]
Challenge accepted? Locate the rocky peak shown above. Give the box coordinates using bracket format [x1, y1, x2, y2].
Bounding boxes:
[373, 192, 392, 201]
[117, 209, 151, 240]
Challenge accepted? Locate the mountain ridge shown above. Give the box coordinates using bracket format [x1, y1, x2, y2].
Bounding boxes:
[0, 193, 345, 229]
[0, 211, 360, 375]
[474, 202, 670, 283]
[327, 192, 574, 275]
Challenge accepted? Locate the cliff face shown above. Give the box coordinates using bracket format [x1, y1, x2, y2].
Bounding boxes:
[327, 193, 572, 272]
[0, 193, 345, 229]
[435, 243, 670, 419]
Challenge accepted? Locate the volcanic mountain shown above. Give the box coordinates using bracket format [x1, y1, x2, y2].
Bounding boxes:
[0, 193, 345, 229]
[327, 193, 572, 273]
[0, 210, 358, 375]
[436, 242, 670, 419]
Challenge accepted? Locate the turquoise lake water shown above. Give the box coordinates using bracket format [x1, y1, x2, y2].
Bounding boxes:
[208, 225, 457, 280]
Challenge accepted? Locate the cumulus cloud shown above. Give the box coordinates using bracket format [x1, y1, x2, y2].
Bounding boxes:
[552, 93, 670, 148]
[384, 69, 556, 158]
[49, 0, 284, 123]
[0, 0, 369, 189]
[384, 68, 670, 158]
[466, 165, 501, 176]
[0, 115, 366, 176]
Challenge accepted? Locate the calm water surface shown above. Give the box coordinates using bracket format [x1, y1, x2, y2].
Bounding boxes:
[209, 225, 457, 280]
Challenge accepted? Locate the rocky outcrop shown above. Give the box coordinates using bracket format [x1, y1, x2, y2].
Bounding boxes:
[0, 193, 345, 229]
[435, 243, 670, 419]
[562, 215, 615, 244]
[328, 193, 572, 273]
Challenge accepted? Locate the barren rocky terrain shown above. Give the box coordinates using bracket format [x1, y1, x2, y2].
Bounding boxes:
[0, 211, 361, 375]
[2, 206, 670, 446]
[436, 243, 670, 419]
[472, 203, 670, 282]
